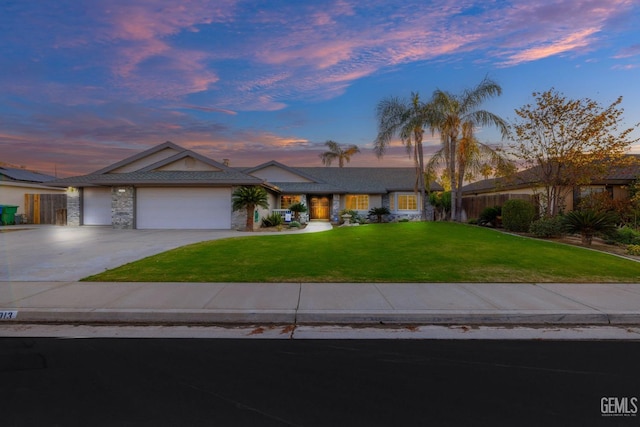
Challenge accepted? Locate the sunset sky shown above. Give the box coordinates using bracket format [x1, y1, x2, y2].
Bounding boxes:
[1, 0, 639, 177]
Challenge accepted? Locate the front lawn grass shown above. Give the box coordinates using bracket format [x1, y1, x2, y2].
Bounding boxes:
[83, 222, 640, 282]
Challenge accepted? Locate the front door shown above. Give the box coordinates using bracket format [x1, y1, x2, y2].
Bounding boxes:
[309, 196, 330, 220]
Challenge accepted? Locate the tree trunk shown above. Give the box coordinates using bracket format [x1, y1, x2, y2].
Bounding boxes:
[246, 204, 255, 231]
[416, 139, 428, 221]
[449, 136, 458, 221]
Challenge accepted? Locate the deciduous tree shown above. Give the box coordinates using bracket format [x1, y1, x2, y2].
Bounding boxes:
[510, 89, 639, 217]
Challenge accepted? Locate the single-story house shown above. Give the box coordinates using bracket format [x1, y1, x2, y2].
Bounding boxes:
[48, 141, 441, 230]
[461, 157, 640, 219]
[0, 166, 66, 222]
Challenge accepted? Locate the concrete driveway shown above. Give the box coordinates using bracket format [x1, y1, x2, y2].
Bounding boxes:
[0, 226, 248, 281]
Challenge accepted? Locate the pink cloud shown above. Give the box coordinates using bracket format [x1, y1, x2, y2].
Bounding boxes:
[502, 27, 599, 66]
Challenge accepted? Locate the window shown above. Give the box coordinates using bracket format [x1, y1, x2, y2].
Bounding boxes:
[280, 195, 301, 209]
[345, 195, 369, 210]
[397, 194, 418, 211]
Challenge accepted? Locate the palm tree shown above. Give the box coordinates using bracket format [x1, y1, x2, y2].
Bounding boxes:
[319, 140, 360, 167]
[232, 186, 269, 231]
[429, 77, 509, 221]
[374, 93, 431, 221]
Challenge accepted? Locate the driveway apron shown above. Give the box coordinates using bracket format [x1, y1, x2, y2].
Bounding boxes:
[0, 226, 245, 281]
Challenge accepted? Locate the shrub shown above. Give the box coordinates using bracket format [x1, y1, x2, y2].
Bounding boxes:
[339, 209, 363, 224]
[368, 206, 390, 223]
[478, 206, 501, 227]
[610, 226, 640, 245]
[261, 212, 284, 227]
[627, 245, 640, 256]
[562, 210, 618, 246]
[529, 216, 564, 238]
[502, 199, 536, 232]
[288, 221, 301, 228]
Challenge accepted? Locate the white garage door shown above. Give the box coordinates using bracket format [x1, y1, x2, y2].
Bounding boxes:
[137, 187, 231, 229]
[83, 187, 112, 225]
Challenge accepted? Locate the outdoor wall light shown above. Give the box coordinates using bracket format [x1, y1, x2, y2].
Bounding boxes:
[118, 188, 126, 193]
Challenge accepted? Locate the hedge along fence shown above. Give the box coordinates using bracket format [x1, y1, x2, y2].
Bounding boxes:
[462, 194, 538, 220]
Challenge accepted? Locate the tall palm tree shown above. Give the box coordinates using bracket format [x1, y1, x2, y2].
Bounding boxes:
[374, 93, 431, 221]
[232, 186, 269, 231]
[429, 77, 509, 221]
[319, 140, 361, 167]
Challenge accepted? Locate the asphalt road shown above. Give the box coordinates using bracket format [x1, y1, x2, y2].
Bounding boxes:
[1, 339, 639, 426]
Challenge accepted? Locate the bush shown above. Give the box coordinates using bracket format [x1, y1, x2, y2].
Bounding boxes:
[502, 199, 536, 232]
[610, 226, 640, 245]
[261, 212, 284, 227]
[339, 209, 363, 224]
[627, 245, 640, 256]
[288, 221, 301, 228]
[478, 206, 501, 227]
[529, 216, 564, 238]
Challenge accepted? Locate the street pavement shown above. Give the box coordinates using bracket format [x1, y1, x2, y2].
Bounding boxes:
[1, 223, 640, 331]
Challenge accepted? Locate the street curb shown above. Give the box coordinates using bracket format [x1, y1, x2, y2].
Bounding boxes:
[6, 309, 640, 326]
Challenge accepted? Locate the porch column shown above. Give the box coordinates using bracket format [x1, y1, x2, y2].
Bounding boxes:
[331, 194, 340, 223]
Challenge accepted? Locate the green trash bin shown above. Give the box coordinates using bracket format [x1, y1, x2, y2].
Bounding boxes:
[0, 205, 18, 225]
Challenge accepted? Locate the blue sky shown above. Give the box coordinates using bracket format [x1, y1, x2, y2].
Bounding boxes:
[1, 0, 638, 177]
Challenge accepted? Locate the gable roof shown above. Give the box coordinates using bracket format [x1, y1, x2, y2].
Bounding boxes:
[0, 167, 56, 183]
[48, 142, 263, 188]
[47, 141, 445, 193]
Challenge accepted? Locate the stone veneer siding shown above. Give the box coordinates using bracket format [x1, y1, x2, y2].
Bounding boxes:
[66, 187, 80, 226]
[331, 194, 340, 223]
[112, 186, 135, 229]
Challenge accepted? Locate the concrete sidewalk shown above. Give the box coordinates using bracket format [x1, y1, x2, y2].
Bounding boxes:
[1, 281, 640, 326]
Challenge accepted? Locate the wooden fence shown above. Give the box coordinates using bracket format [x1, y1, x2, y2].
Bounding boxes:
[462, 194, 538, 220]
[23, 194, 67, 225]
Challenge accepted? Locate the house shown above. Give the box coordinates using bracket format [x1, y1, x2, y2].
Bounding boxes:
[461, 157, 640, 219]
[0, 166, 66, 223]
[49, 141, 441, 229]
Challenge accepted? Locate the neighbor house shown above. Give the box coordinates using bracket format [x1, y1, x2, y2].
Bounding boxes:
[49, 141, 442, 230]
[0, 166, 66, 223]
[461, 157, 640, 219]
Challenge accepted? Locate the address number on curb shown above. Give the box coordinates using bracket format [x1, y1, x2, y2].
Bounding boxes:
[0, 311, 18, 320]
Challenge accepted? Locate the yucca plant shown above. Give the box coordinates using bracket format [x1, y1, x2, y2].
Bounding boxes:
[561, 210, 618, 246]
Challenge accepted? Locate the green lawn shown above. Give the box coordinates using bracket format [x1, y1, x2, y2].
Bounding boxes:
[83, 222, 640, 283]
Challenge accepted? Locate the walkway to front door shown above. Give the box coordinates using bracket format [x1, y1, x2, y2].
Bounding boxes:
[309, 196, 330, 220]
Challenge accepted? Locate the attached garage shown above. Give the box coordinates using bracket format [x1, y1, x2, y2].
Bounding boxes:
[136, 187, 231, 229]
[83, 187, 112, 225]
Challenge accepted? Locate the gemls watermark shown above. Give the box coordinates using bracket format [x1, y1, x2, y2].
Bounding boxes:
[601, 397, 638, 417]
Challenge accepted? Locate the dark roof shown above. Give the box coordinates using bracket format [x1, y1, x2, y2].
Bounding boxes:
[48, 141, 263, 188]
[48, 170, 262, 187]
[292, 167, 442, 194]
[46, 141, 444, 194]
[0, 167, 56, 183]
[462, 157, 640, 195]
